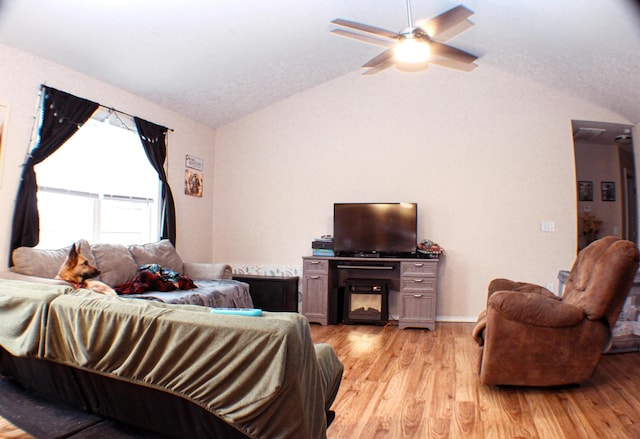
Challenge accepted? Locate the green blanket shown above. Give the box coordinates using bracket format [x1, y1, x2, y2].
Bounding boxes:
[0, 280, 72, 357]
[1, 281, 335, 439]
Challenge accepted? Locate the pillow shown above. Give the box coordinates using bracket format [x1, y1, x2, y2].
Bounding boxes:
[128, 240, 184, 274]
[91, 243, 138, 287]
[11, 239, 93, 279]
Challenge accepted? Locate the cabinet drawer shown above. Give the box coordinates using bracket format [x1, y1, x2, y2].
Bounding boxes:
[400, 293, 436, 320]
[401, 261, 437, 277]
[400, 277, 436, 292]
[303, 259, 329, 273]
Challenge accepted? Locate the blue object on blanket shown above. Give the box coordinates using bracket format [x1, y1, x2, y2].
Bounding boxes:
[210, 308, 263, 317]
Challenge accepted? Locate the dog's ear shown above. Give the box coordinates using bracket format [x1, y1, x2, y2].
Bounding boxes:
[68, 243, 79, 263]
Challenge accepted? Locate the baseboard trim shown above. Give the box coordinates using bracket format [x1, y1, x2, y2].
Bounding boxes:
[436, 316, 478, 323]
[389, 315, 478, 323]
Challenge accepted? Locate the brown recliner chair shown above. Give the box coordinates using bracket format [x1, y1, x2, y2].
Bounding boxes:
[472, 236, 639, 386]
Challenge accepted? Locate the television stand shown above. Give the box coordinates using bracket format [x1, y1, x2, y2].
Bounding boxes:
[301, 255, 439, 330]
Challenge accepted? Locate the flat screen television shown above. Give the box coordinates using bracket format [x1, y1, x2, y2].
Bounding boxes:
[333, 203, 418, 257]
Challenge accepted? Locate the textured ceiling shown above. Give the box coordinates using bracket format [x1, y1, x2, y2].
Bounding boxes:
[0, 0, 638, 129]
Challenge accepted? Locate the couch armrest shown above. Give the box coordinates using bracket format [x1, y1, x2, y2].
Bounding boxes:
[0, 271, 71, 287]
[183, 262, 232, 280]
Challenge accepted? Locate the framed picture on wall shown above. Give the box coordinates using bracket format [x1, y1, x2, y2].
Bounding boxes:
[185, 169, 203, 197]
[185, 154, 204, 197]
[601, 181, 616, 201]
[578, 181, 593, 201]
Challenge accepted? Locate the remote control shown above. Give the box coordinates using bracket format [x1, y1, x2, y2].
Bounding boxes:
[210, 308, 262, 317]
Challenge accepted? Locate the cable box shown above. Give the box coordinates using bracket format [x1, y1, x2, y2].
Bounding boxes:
[312, 240, 334, 250]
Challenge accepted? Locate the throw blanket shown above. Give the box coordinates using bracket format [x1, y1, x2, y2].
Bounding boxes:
[0, 281, 337, 439]
[46, 290, 330, 439]
[115, 264, 197, 295]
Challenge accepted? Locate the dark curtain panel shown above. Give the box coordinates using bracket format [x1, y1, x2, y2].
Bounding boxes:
[134, 117, 176, 245]
[9, 86, 99, 262]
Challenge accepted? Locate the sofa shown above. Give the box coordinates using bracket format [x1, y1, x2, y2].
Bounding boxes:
[0, 241, 344, 438]
[2, 239, 254, 307]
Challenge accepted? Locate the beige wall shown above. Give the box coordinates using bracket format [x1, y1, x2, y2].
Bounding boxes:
[213, 64, 632, 321]
[0, 44, 217, 264]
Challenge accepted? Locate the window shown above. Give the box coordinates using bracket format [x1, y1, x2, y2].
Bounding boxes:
[35, 110, 160, 248]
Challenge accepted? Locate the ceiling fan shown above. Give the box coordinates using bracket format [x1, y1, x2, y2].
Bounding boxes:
[330, 1, 478, 75]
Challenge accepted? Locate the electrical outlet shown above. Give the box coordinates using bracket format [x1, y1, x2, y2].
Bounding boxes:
[540, 221, 555, 232]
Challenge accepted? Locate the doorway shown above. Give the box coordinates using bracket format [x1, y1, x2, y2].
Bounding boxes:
[624, 168, 638, 243]
[572, 120, 636, 251]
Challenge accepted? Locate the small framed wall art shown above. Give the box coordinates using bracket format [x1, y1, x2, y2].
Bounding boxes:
[185, 154, 203, 197]
[578, 181, 593, 202]
[601, 181, 615, 202]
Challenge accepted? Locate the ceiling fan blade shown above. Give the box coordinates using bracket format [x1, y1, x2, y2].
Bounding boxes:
[427, 19, 473, 42]
[330, 29, 395, 49]
[418, 5, 474, 39]
[362, 48, 395, 68]
[429, 41, 478, 64]
[429, 56, 477, 72]
[331, 18, 399, 41]
[363, 61, 395, 75]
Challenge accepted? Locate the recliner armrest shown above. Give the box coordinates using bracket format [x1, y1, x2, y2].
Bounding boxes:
[488, 278, 556, 298]
[488, 290, 585, 328]
[183, 262, 232, 280]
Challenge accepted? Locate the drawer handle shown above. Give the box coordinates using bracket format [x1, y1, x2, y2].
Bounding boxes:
[414, 263, 424, 267]
[310, 261, 321, 264]
[310, 275, 321, 279]
[413, 294, 424, 298]
[413, 279, 424, 283]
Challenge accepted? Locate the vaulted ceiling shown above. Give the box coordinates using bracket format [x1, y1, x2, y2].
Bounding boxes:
[0, 0, 638, 129]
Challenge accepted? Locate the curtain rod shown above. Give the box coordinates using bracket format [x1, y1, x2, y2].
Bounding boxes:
[41, 84, 174, 132]
[100, 104, 175, 133]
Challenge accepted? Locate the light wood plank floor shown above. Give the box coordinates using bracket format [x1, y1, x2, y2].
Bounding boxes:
[0, 417, 34, 439]
[311, 322, 640, 439]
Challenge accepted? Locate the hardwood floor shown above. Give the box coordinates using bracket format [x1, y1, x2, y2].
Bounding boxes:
[0, 417, 34, 439]
[311, 322, 640, 439]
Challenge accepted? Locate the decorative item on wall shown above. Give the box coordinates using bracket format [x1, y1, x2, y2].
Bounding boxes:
[0, 104, 8, 188]
[601, 181, 615, 201]
[185, 154, 203, 197]
[578, 180, 593, 201]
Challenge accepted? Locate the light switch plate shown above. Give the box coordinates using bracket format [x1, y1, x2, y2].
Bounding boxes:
[541, 221, 555, 232]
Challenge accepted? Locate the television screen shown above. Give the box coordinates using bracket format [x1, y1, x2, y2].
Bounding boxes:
[333, 203, 417, 257]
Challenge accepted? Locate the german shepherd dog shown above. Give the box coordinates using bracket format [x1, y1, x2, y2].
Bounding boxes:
[55, 243, 117, 295]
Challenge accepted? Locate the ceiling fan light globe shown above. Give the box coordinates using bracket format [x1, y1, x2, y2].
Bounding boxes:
[396, 60, 429, 72]
[394, 39, 430, 64]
